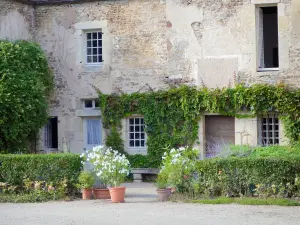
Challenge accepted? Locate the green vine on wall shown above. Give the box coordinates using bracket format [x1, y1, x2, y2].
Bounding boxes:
[98, 84, 300, 166]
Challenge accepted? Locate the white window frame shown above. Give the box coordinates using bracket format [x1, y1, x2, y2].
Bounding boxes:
[258, 114, 279, 146]
[256, 5, 279, 72]
[127, 117, 147, 151]
[82, 99, 99, 110]
[74, 20, 112, 70]
[85, 30, 103, 66]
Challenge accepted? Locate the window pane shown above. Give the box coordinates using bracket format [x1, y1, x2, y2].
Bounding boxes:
[87, 48, 91, 55]
[129, 119, 134, 125]
[135, 126, 140, 132]
[98, 55, 102, 62]
[93, 56, 97, 62]
[141, 118, 144, 124]
[130, 126, 134, 132]
[141, 126, 144, 132]
[135, 133, 140, 139]
[92, 40, 97, 47]
[98, 48, 102, 55]
[85, 100, 93, 108]
[141, 133, 145, 139]
[87, 41, 91, 47]
[92, 33, 97, 39]
[98, 32, 102, 39]
[93, 48, 97, 54]
[141, 140, 145, 147]
[87, 56, 92, 63]
[95, 100, 99, 108]
[135, 140, 140, 147]
[135, 118, 140, 124]
[87, 33, 91, 40]
[130, 140, 134, 147]
[130, 133, 134, 139]
[98, 40, 102, 46]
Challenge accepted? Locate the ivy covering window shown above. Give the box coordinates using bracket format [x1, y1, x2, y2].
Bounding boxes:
[86, 31, 102, 64]
[128, 117, 146, 148]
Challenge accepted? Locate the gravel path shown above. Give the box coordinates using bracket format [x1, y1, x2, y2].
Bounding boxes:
[1, 183, 300, 225]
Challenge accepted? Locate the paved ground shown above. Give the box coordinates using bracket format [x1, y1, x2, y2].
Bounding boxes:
[1, 183, 300, 225]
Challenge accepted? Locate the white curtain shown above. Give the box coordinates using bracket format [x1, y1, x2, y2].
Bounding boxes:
[87, 119, 101, 145]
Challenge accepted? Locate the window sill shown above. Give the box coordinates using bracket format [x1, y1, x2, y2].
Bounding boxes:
[257, 68, 279, 72]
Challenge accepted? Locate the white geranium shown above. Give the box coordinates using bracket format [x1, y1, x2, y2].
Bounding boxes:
[83, 145, 130, 187]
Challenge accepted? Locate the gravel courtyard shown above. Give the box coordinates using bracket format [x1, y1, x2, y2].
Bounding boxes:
[1, 183, 300, 225]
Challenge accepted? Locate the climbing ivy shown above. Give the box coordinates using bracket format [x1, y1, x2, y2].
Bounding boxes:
[0, 41, 54, 153]
[99, 83, 300, 166]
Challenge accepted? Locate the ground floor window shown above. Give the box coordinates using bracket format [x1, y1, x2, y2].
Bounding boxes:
[128, 117, 146, 148]
[259, 114, 279, 146]
[43, 117, 58, 150]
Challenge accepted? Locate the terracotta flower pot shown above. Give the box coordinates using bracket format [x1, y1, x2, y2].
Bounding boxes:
[109, 186, 126, 203]
[156, 188, 171, 201]
[93, 188, 111, 199]
[82, 188, 93, 200]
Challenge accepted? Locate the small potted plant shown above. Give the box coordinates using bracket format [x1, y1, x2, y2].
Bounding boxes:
[155, 172, 171, 201]
[77, 171, 95, 200]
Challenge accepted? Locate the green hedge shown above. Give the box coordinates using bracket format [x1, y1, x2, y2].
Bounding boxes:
[195, 157, 300, 198]
[0, 154, 82, 187]
[127, 154, 160, 168]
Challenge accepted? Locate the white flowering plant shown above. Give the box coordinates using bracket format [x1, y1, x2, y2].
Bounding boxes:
[81, 145, 130, 187]
[159, 146, 199, 192]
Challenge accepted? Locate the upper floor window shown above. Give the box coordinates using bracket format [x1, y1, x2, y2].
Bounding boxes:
[86, 31, 103, 64]
[128, 117, 146, 148]
[256, 6, 279, 71]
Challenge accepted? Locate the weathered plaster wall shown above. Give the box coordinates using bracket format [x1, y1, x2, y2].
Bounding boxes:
[4, 0, 294, 153]
[166, 0, 299, 88]
[0, 0, 34, 40]
[34, 0, 167, 152]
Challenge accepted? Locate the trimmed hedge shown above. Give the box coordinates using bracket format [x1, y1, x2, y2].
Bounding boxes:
[195, 157, 300, 197]
[127, 154, 160, 168]
[0, 154, 82, 187]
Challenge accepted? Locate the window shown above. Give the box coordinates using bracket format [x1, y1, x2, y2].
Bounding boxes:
[128, 117, 146, 148]
[259, 114, 279, 146]
[257, 6, 279, 71]
[86, 119, 102, 145]
[43, 117, 58, 149]
[86, 31, 102, 64]
[83, 99, 99, 109]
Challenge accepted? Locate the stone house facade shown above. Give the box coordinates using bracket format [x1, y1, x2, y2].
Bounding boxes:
[1, 0, 299, 157]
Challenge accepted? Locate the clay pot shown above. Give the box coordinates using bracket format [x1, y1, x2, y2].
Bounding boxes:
[156, 188, 171, 201]
[93, 188, 111, 199]
[109, 186, 126, 203]
[82, 188, 93, 200]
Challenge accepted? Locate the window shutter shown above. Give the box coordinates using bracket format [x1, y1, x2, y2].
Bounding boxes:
[258, 8, 265, 69]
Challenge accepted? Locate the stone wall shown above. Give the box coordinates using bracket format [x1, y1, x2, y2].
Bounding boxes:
[0, 0, 34, 40]
[34, 0, 167, 152]
[1, 0, 299, 154]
